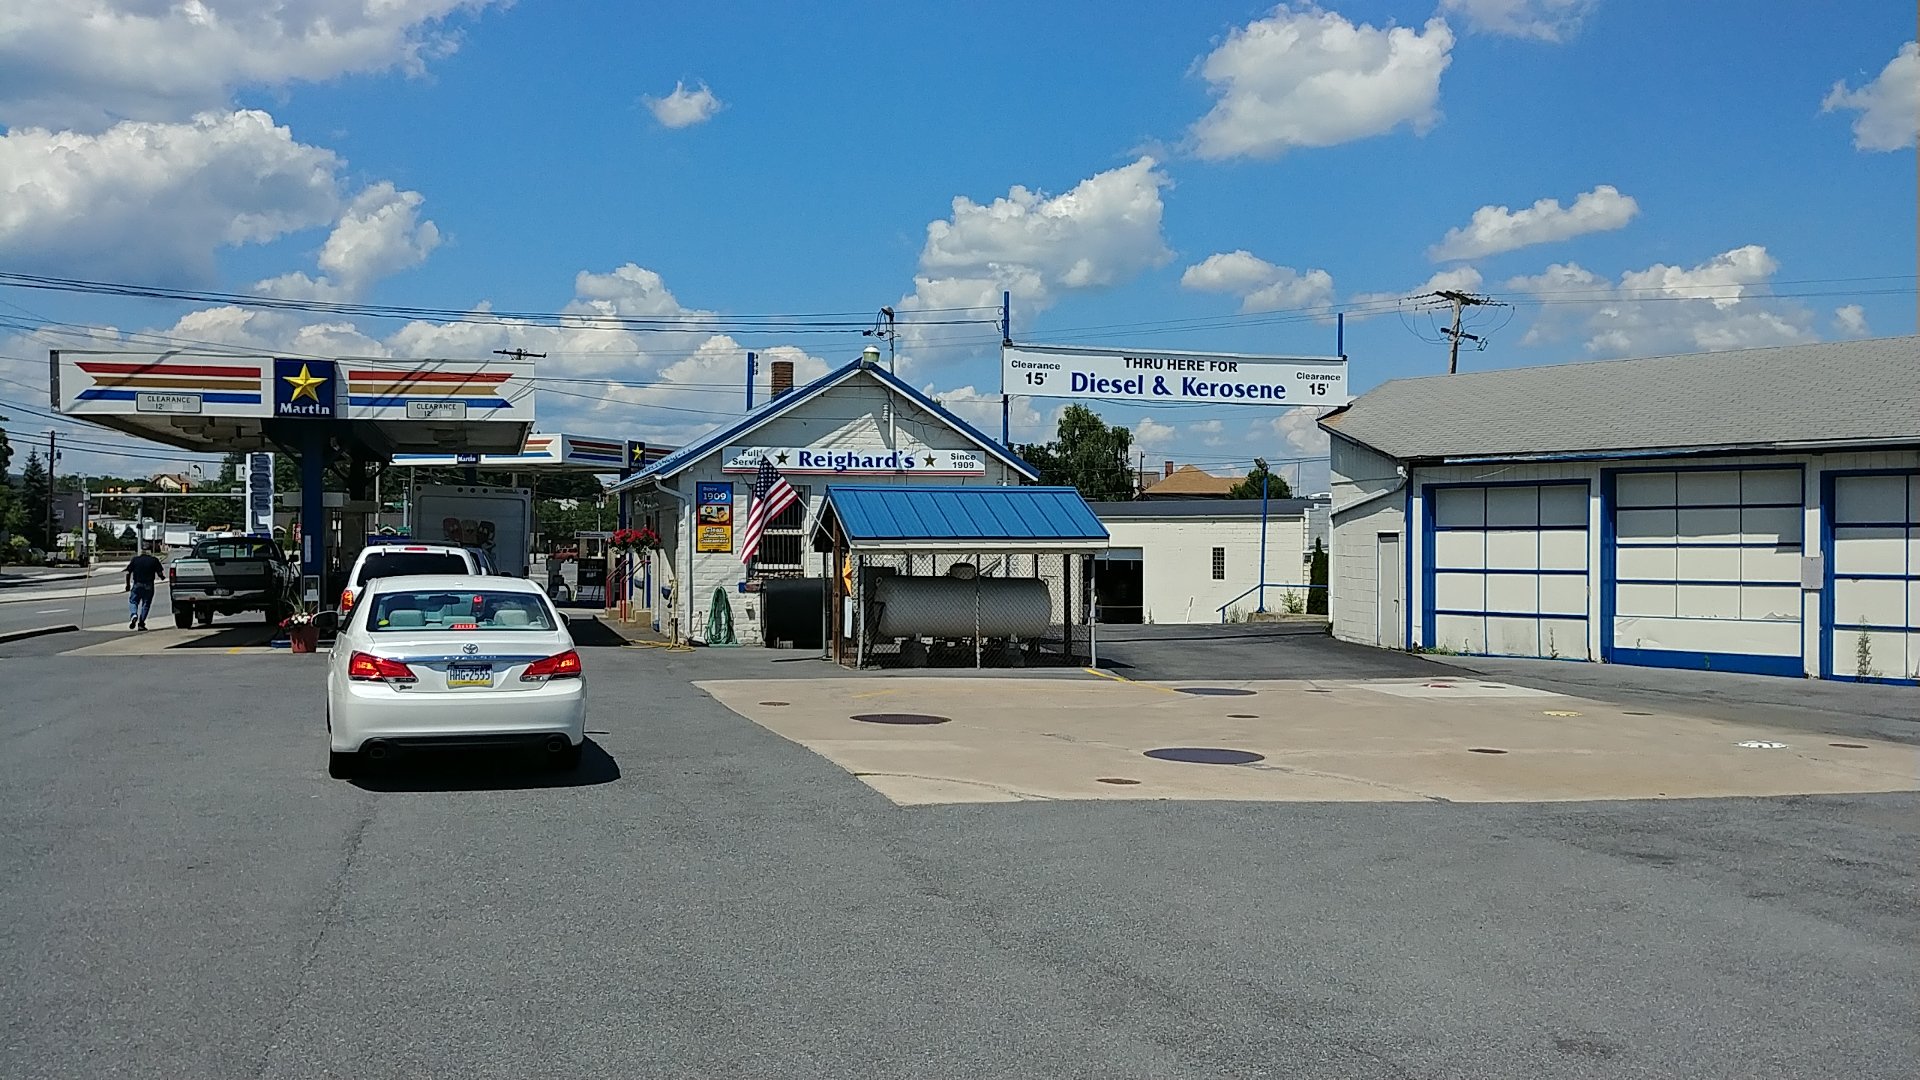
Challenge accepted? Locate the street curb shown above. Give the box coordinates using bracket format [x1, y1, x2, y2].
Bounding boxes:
[0, 624, 81, 645]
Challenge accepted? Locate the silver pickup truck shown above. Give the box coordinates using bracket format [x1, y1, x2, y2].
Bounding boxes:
[166, 537, 299, 628]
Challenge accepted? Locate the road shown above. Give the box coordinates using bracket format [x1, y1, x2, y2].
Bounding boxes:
[2, 641, 1916, 1079]
[0, 565, 171, 636]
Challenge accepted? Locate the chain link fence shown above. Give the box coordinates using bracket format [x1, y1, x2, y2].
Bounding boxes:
[846, 550, 1095, 669]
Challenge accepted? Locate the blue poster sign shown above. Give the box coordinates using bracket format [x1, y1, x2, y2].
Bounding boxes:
[696, 482, 732, 505]
[272, 358, 338, 418]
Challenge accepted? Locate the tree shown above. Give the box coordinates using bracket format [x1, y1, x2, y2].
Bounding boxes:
[17, 450, 51, 549]
[1307, 537, 1328, 615]
[1015, 404, 1134, 502]
[1228, 458, 1293, 500]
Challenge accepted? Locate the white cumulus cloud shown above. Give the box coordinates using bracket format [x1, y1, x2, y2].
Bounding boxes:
[1508, 245, 1816, 357]
[644, 81, 724, 129]
[1429, 185, 1638, 261]
[1181, 251, 1336, 313]
[1822, 42, 1919, 152]
[1189, 5, 1454, 160]
[256, 182, 442, 300]
[1439, 0, 1595, 42]
[0, 1, 498, 130]
[1832, 304, 1870, 337]
[895, 157, 1172, 366]
[0, 110, 345, 282]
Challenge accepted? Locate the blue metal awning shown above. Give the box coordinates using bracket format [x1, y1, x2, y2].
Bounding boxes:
[813, 485, 1109, 551]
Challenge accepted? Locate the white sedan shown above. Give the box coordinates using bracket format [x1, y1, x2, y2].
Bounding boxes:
[325, 574, 586, 778]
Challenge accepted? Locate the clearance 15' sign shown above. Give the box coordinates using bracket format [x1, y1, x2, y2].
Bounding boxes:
[1001, 344, 1349, 407]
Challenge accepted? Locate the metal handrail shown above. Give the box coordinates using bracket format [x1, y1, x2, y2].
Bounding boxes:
[1216, 581, 1325, 621]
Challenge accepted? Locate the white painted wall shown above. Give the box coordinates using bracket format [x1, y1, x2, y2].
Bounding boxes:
[1101, 513, 1308, 624]
[1327, 435, 1407, 646]
[642, 372, 1025, 644]
[1328, 438, 1920, 680]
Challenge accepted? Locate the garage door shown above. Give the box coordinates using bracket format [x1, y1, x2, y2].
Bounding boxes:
[1427, 483, 1589, 659]
[1826, 471, 1919, 683]
[1608, 467, 1803, 676]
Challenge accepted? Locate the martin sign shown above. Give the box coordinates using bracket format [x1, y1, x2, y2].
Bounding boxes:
[721, 445, 986, 475]
[1001, 343, 1348, 407]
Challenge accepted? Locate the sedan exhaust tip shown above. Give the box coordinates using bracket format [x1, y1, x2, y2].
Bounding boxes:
[545, 735, 572, 755]
[364, 739, 392, 761]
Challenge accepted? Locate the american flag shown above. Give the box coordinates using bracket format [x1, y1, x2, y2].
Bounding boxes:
[738, 457, 798, 566]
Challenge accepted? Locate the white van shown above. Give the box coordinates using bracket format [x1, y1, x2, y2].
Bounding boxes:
[339, 543, 482, 615]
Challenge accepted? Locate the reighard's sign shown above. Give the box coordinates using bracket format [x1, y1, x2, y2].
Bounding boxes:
[1001, 343, 1349, 407]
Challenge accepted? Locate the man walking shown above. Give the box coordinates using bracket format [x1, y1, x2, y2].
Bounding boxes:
[124, 545, 164, 631]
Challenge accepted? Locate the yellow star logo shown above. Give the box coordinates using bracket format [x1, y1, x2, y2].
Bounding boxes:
[283, 363, 327, 402]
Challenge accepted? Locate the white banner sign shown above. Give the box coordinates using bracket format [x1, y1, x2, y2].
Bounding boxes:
[1002, 344, 1348, 407]
[722, 445, 986, 475]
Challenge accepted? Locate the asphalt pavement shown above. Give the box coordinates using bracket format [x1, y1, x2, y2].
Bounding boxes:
[2, 642, 1916, 1079]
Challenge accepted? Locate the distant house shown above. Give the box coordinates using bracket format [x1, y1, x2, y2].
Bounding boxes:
[150, 473, 191, 492]
[1139, 463, 1238, 500]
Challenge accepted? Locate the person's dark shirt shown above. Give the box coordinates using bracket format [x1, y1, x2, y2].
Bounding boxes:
[127, 554, 164, 588]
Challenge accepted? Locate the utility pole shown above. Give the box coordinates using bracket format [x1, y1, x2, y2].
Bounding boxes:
[493, 348, 546, 364]
[1434, 290, 1491, 374]
[46, 431, 56, 551]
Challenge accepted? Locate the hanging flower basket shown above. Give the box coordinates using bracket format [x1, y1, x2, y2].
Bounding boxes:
[610, 526, 661, 553]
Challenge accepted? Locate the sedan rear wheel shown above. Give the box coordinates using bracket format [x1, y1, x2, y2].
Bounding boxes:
[173, 604, 195, 629]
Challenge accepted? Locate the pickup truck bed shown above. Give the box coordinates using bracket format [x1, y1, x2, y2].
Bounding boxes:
[167, 539, 296, 629]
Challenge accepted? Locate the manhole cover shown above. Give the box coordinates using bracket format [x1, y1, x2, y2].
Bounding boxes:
[852, 713, 952, 725]
[1467, 747, 1509, 755]
[1143, 747, 1265, 765]
[1623, 711, 1654, 716]
[1425, 683, 1456, 689]
[1736, 740, 1788, 749]
[1227, 713, 1259, 719]
[1829, 742, 1869, 749]
[1543, 710, 1582, 717]
[759, 701, 789, 707]
[1096, 777, 1141, 785]
[1177, 687, 1255, 697]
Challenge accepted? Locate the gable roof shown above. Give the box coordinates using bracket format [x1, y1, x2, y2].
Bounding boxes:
[609, 360, 1038, 492]
[1320, 336, 1920, 462]
[1143, 465, 1238, 496]
[813, 484, 1108, 551]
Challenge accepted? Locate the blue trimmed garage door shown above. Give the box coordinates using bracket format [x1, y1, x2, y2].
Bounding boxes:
[1428, 483, 1590, 659]
[1609, 467, 1803, 676]
[1827, 472, 1919, 683]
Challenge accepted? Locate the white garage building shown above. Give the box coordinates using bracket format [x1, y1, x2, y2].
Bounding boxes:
[1320, 337, 1920, 684]
[1089, 500, 1313, 624]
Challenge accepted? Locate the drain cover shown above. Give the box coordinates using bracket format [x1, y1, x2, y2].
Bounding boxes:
[1623, 711, 1654, 716]
[1144, 747, 1265, 765]
[1543, 710, 1582, 717]
[1736, 740, 1788, 749]
[1467, 747, 1509, 755]
[1096, 777, 1141, 785]
[852, 713, 952, 725]
[1829, 742, 1869, 749]
[759, 701, 790, 707]
[1178, 687, 1255, 697]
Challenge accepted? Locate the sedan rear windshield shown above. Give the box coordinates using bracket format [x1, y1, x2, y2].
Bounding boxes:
[355, 552, 469, 584]
[367, 589, 556, 632]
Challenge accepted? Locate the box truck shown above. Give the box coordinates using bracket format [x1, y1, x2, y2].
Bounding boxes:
[409, 485, 534, 577]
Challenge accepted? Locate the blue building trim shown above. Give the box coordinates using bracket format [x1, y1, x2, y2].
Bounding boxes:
[1610, 646, 1804, 678]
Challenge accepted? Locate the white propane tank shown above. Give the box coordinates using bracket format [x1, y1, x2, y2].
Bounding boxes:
[870, 576, 1050, 639]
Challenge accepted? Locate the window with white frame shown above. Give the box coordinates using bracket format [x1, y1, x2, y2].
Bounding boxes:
[750, 485, 810, 576]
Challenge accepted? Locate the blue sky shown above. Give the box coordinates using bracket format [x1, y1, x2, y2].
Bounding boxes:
[0, 1, 1913, 487]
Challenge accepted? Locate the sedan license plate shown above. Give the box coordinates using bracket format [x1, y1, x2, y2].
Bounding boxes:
[446, 663, 494, 688]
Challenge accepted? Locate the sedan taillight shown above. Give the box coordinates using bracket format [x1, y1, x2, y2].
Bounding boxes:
[348, 651, 415, 682]
[521, 649, 583, 681]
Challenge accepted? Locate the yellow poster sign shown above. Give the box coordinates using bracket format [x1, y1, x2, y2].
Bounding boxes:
[696, 524, 733, 553]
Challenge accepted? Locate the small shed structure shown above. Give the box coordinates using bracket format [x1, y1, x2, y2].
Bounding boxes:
[811, 485, 1109, 668]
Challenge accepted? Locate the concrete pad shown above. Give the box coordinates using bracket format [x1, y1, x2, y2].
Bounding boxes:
[695, 676, 1920, 806]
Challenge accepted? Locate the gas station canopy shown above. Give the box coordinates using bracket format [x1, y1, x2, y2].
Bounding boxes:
[392, 433, 676, 473]
[50, 350, 535, 456]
